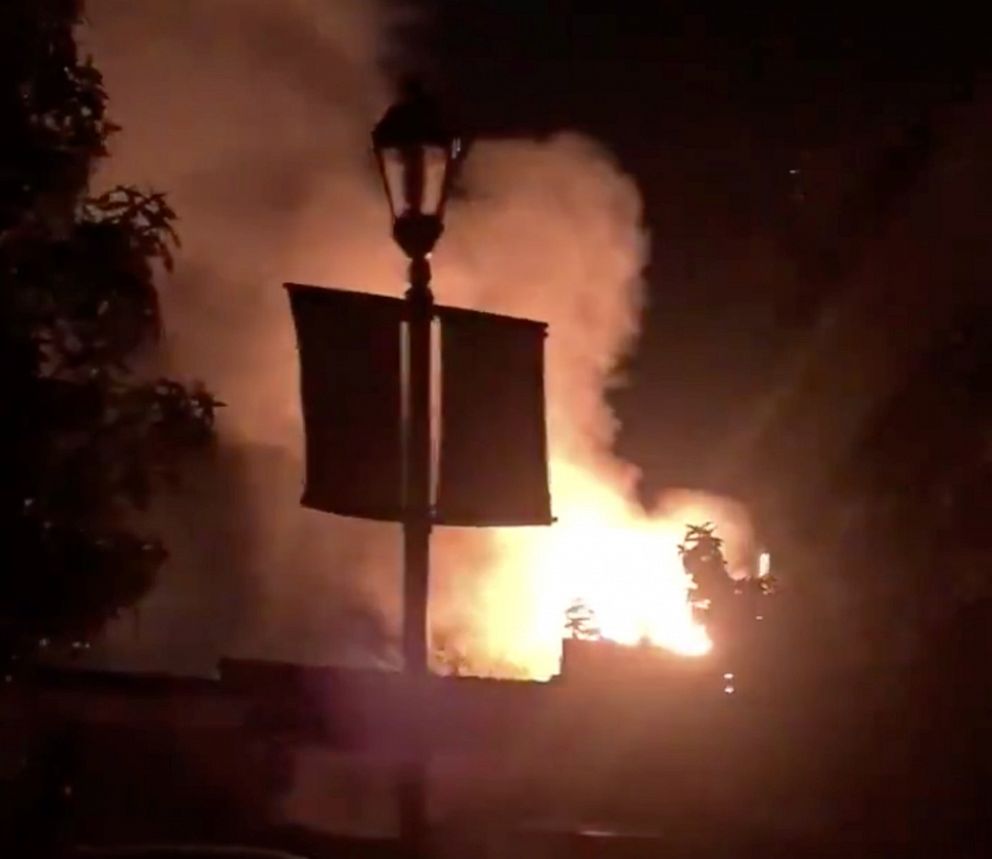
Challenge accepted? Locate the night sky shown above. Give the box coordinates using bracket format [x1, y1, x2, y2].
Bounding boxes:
[411, 3, 984, 501]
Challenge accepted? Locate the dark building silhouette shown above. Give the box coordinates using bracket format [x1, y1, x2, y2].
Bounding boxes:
[0, 638, 927, 858]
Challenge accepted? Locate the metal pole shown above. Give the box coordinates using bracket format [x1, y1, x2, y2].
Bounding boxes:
[399, 253, 432, 859]
[403, 254, 433, 672]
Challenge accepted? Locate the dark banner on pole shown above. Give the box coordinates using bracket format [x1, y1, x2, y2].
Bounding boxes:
[435, 306, 552, 527]
[286, 283, 405, 521]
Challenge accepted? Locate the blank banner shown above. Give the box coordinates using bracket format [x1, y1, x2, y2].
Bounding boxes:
[286, 283, 404, 521]
[436, 305, 552, 527]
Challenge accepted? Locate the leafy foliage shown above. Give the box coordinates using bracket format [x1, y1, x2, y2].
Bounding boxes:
[679, 522, 731, 605]
[0, 0, 217, 666]
[679, 523, 777, 632]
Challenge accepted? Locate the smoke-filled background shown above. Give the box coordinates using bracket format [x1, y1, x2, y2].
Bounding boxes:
[81, 0, 752, 678]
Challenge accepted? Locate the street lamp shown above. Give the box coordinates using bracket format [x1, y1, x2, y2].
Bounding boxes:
[372, 81, 460, 264]
[373, 83, 460, 680]
[373, 84, 459, 859]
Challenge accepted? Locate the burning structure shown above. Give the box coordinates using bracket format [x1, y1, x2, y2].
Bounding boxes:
[558, 522, 775, 686]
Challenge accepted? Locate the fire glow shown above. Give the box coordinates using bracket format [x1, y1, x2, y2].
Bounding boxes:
[464, 461, 730, 680]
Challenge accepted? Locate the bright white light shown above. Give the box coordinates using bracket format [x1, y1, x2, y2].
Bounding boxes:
[724, 685, 735, 694]
[723, 672, 734, 680]
[758, 551, 771, 578]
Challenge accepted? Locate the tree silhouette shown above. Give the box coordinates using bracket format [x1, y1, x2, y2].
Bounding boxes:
[680, 523, 777, 635]
[0, 0, 216, 668]
[679, 523, 732, 614]
[564, 598, 600, 640]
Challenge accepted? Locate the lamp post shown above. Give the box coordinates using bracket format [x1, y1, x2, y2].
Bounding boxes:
[373, 82, 460, 858]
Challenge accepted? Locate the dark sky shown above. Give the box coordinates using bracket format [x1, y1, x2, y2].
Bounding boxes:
[408, 2, 984, 504]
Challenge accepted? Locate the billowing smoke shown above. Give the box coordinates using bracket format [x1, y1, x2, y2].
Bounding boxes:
[83, 0, 751, 677]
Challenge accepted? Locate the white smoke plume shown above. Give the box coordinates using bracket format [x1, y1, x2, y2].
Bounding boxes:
[84, 0, 750, 677]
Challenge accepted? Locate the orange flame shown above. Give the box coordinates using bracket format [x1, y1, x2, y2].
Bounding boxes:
[465, 461, 720, 679]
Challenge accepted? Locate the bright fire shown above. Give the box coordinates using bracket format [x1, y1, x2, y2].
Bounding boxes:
[472, 460, 721, 679]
